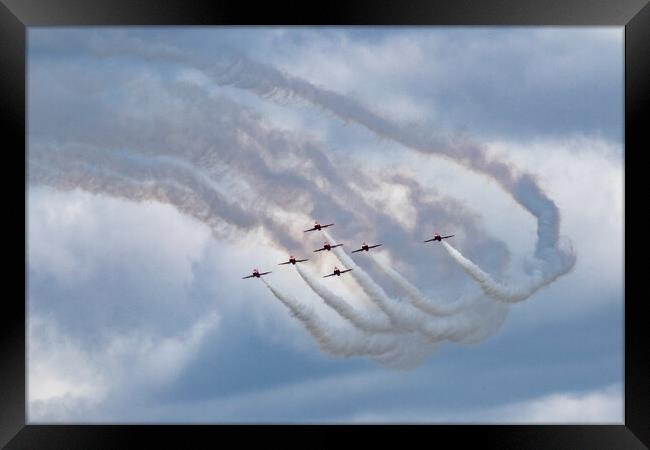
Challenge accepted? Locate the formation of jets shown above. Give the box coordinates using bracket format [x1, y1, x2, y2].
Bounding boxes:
[243, 220, 454, 280]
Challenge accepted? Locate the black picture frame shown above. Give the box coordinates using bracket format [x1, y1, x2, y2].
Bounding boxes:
[2, 0, 647, 448]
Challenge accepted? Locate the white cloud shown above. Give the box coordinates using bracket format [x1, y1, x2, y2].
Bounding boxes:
[27, 187, 224, 421]
[494, 383, 623, 423]
[350, 383, 623, 424]
[28, 314, 109, 406]
[28, 310, 219, 422]
[28, 186, 212, 287]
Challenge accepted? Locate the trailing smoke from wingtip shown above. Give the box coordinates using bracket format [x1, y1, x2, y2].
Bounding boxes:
[204, 53, 577, 304]
[34, 37, 579, 367]
[260, 277, 400, 358]
[441, 240, 576, 303]
[89, 37, 576, 290]
[323, 230, 510, 344]
[368, 254, 480, 316]
[261, 277, 438, 368]
[295, 264, 394, 333]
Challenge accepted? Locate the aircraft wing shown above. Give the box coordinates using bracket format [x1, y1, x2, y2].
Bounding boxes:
[314, 248, 325, 252]
[442, 235, 455, 239]
[369, 244, 382, 249]
[351, 248, 363, 253]
[323, 273, 335, 278]
[278, 261, 291, 265]
[259, 271, 272, 276]
[340, 269, 352, 274]
[296, 258, 309, 262]
[304, 227, 317, 232]
[242, 275, 255, 279]
[332, 244, 344, 248]
[322, 223, 334, 228]
[424, 238, 435, 243]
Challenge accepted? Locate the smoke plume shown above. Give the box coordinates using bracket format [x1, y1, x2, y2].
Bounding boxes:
[28, 34, 577, 368]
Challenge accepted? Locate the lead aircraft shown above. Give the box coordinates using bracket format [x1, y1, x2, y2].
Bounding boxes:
[304, 221, 334, 232]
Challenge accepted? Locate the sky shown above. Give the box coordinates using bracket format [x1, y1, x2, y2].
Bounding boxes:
[27, 27, 624, 423]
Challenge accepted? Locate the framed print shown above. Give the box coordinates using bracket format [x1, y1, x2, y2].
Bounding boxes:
[2, 0, 647, 448]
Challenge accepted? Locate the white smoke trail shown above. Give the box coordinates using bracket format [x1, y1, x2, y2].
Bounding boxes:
[260, 278, 398, 358]
[262, 278, 438, 368]
[323, 230, 507, 343]
[368, 254, 480, 316]
[204, 55, 577, 303]
[30, 138, 500, 357]
[442, 241, 575, 303]
[295, 265, 394, 333]
[33, 37, 579, 368]
[371, 333, 439, 370]
[292, 266, 445, 368]
[322, 231, 415, 327]
[91, 39, 576, 289]
[365, 253, 510, 344]
[29, 143, 306, 250]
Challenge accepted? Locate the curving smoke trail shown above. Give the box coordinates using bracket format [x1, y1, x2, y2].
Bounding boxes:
[292, 265, 442, 368]
[295, 264, 394, 333]
[322, 231, 419, 330]
[31, 79, 489, 270]
[260, 278, 398, 358]
[442, 241, 575, 303]
[323, 230, 509, 343]
[368, 254, 480, 316]
[28, 34, 579, 369]
[32, 140, 507, 351]
[371, 333, 439, 370]
[29, 144, 301, 250]
[203, 54, 577, 303]
[90, 36, 575, 293]
[29, 124, 507, 352]
[262, 278, 436, 368]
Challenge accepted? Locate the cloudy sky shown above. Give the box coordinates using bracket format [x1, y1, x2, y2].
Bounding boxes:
[27, 27, 623, 423]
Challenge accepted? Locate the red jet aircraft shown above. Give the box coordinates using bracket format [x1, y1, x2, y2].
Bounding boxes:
[351, 242, 382, 253]
[242, 268, 272, 279]
[304, 221, 334, 232]
[323, 266, 353, 278]
[278, 255, 309, 265]
[314, 242, 344, 252]
[424, 233, 455, 243]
